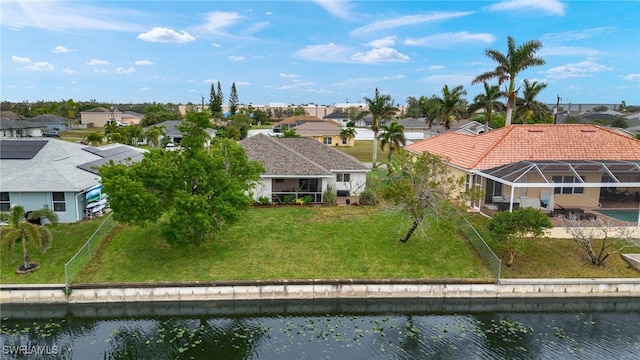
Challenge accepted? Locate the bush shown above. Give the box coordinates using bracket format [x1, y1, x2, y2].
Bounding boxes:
[358, 189, 378, 205]
[302, 195, 312, 205]
[283, 195, 294, 204]
[322, 188, 336, 206]
[258, 196, 270, 205]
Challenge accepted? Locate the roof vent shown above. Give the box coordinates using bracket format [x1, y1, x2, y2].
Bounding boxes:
[581, 129, 596, 133]
[528, 129, 543, 133]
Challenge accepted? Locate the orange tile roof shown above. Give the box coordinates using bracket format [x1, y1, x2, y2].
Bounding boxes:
[276, 115, 323, 125]
[405, 124, 640, 170]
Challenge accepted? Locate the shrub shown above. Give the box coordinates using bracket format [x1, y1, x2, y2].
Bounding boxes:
[302, 195, 312, 205]
[258, 196, 270, 205]
[322, 188, 336, 206]
[283, 195, 294, 204]
[358, 189, 378, 205]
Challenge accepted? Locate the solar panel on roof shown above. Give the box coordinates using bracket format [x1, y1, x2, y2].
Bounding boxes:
[77, 147, 144, 174]
[0, 140, 48, 159]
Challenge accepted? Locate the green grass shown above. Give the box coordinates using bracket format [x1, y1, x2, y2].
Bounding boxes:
[335, 140, 374, 163]
[79, 206, 492, 283]
[0, 217, 112, 284]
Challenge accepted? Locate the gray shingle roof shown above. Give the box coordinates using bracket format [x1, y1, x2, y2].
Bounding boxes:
[239, 133, 368, 176]
[27, 114, 69, 124]
[0, 118, 43, 130]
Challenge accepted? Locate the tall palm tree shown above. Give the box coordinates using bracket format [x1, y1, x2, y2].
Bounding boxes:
[378, 121, 406, 162]
[84, 132, 104, 146]
[104, 122, 118, 136]
[145, 125, 166, 148]
[419, 95, 442, 129]
[339, 126, 357, 146]
[472, 36, 545, 126]
[515, 79, 550, 124]
[0, 205, 58, 272]
[363, 88, 398, 168]
[468, 82, 505, 132]
[438, 85, 467, 129]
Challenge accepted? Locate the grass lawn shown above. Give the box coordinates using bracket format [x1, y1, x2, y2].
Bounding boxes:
[335, 140, 373, 163]
[77, 206, 492, 283]
[0, 217, 112, 284]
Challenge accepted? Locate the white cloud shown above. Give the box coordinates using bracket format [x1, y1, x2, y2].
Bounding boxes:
[351, 47, 410, 63]
[94, 69, 109, 74]
[430, 65, 445, 70]
[544, 59, 613, 79]
[623, 74, 640, 81]
[52, 46, 69, 53]
[135, 60, 154, 65]
[539, 46, 599, 57]
[193, 11, 242, 33]
[23, 62, 54, 71]
[279, 73, 299, 78]
[487, 0, 565, 16]
[204, 79, 218, 84]
[368, 36, 396, 48]
[62, 68, 76, 74]
[383, 74, 406, 80]
[12, 56, 31, 63]
[313, 0, 352, 19]
[141, 86, 151, 91]
[235, 81, 251, 86]
[86, 59, 109, 66]
[405, 32, 495, 47]
[212, 42, 221, 48]
[228, 55, 245, 61]
[294, 43, 356, 63]
[351, 12, 473, 35]
[543, 27, 614, 42]
[137, 27, 195, 43]
[115, 67, 136, 74]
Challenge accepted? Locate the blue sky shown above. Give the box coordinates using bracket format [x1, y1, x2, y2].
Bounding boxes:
[1, 0, 639, 107]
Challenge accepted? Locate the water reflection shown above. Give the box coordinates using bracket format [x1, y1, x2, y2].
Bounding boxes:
[1, 298, 639, 359]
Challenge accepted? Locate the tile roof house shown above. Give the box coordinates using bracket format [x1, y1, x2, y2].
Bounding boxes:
[405, 124, 640, 214]
[293, 121, 354, 147]
[1, 117, 44, 138]
[0, 138, 145, 222]
[239, 133, 369, 203]
[272, 115, 340, 133]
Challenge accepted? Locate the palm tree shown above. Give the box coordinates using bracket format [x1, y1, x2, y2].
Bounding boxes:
[339, 126, 357, 146]
[145, 126, 166, 148]
[515, 79, 550, 123]
[438, 85, 467, 129]
[378, 121, 406, 162]
[472, 36, 545, 126]
[84, 132, 104, 146]
[468, 82, 505, 132]
[363, 88, 398, 168]
[418, 96, 442, 129]
[0, 205, 58, 272]
[104, 122, 118, 136]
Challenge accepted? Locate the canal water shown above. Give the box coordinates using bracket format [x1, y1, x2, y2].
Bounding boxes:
[1, 297, 639, 359]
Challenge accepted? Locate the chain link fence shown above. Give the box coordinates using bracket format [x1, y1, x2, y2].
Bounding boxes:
[457, 216, 502, 283]
[64, 213, 115, 291]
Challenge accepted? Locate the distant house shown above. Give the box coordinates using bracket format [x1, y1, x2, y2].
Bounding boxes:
[143, 120, 216, 147]
[293, 121, 354, 147]
[239, 133, 369, 204]
[27, 114, 70, 132]
[0, 111, 21, 121]
[423, 119, 490, 139]
[120, 111, 144, 126]
[323, 111, 350, 126]
[0, 117, 44, 138]
[272, 115, 338, 133]
[0, 138, 145, 222]
[80, 107, 121, 127]
[406, 124, 640, 215]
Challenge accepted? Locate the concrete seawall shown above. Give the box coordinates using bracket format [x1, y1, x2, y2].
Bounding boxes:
[2, 278, 640, 304]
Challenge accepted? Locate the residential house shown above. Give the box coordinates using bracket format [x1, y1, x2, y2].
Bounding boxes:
[423, 119, 490, 139]
[0, 111, 21, 121]
[0, 117, 44, 138]
[239, 133, 369, 204]
[323, 111, 350, 126]
[120, 111, 144, 126]
[272, 115, 338, 133]
[0, 138, 145, 222]
[293, 121, 354, 147]
[80, 107, 121, 127]
[27, 114, 70, 132]
[143, 120, 216, 147]
[405, 124, 640, 215]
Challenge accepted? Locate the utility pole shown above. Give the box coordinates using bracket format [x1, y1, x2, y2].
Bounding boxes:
[553, 95, 561, 124]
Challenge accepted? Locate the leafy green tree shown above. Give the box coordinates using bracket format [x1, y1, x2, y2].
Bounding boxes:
[419, 95, 442, 128]
[363, 88, 398, 168]
[100, 111, 264, 246]
[142, 103, 181, 126]
[611, 116, 628, 128]
[468, 82, 505, 132]
[84, 132, 104, 146]
[229, 83, 238, 115]
[104, 122, 119, 136]
[0, 205, 58, 272]
[209, 82, 224, 117]
[280, 128, 299, 138]
[472, 36, 545, 126]
[487, 207, 552, 266]
[382, 151, 465, 243]
[378, 121, 406, 162]
[515, 79, 550, 123]
[339, 126, 357, 146]
[438, 85, 468, 129]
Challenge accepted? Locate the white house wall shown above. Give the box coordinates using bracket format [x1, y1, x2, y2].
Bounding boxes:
[5, 191, 82, 223]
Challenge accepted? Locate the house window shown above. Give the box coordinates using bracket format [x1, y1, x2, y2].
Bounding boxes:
[0, 192, 9, 212]
[275, 179, 284, 183]
[342, 136, 347, 145]
[336, 173, 351, 183]
[323, 137, 332, 145]
[52, 192, 66, 212]
[552, 176, 585, 194]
